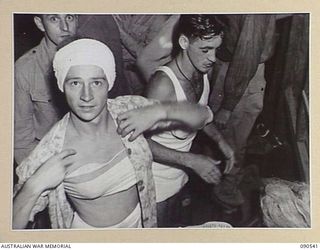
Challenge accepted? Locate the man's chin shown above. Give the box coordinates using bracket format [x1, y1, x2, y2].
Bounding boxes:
[200, 69, 210, 74]
[202, 67, 213, 74]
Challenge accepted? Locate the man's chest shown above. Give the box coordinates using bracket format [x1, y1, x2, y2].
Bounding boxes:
[180, 78, 204, 103]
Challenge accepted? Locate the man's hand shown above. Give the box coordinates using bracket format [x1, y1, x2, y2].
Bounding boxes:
[187, 153, 222, 184]
[202, 123, 235, 173]
[214, 108, 232, 129]
[13, 149, 76, 230]
[28, 149, 77, 193]
[218, 140, 236, 174]
[117, 105, 166, 141]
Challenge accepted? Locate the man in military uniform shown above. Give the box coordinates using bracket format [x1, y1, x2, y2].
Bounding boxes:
[14, 14, 78, 164]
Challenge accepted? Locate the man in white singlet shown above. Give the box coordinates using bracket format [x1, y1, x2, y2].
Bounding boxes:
[145, 15, 235, 227]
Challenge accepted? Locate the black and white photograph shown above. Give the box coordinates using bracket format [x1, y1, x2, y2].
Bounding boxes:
[12, 13, 310, 231]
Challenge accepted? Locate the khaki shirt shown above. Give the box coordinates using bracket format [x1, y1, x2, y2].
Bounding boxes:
[215, 14, 277, 111]
[14, 38, 67, 164]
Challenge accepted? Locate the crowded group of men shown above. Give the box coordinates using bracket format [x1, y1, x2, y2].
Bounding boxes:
[14, 14, 279, 228]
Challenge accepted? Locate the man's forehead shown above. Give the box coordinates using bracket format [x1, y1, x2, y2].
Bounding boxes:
[192, 35, 222, 45]
[201, 32, 223, 39]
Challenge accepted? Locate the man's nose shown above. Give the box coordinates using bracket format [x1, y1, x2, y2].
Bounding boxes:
[80, 85, 93, 102]
[208, 51, 217, 63]
[60, 19, 69, 31]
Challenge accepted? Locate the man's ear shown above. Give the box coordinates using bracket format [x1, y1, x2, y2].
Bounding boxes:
[34, 16, 45, 32]
[178, 34, 189, 50]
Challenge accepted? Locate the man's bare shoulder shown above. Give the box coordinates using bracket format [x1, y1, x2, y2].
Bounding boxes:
[146, 69, 176, 101]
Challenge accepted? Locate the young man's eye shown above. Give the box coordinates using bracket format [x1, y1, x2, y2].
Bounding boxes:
[66, 15, 75, 21]
[202, 49, 209, 53]
[70, 81, 80, 86]
[49, 16, 58, 22]
[92, 81, 102, 86]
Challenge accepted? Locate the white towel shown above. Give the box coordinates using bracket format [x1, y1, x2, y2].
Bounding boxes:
[53, 38, 116, 92]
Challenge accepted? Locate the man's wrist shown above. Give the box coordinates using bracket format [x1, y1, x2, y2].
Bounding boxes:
[181, 152, 196, 170]
[157, 103, 168, 120]
[169, 150, 193, 170]
[25, 176, 45, 197]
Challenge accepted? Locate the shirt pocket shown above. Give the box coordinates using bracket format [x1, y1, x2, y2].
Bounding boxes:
[246, 80, 266, 95]
[31, 91, 52, 102]
[30, 91, 57, 114]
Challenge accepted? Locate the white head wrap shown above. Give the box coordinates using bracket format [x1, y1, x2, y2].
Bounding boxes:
[53, 38, 116, 92]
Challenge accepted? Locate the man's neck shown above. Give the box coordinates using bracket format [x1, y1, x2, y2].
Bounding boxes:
[177, 53, 202, 81]
[43, 36, 57, 56]
[69, 109, 111, 138]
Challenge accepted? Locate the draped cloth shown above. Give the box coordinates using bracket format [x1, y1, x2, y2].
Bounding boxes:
[261, 178, 310, 228]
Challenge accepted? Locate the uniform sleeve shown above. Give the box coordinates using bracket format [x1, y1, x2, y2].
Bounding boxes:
[14, 63, 38, 164]
[221, 15, 276, 111]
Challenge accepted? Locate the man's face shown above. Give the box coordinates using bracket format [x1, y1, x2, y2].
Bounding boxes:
[64, 65, 109, 122]
[186, 35, 223, 73]
[34, 14, 78, 47]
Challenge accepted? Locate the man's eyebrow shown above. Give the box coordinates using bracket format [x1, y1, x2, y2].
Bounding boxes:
[91, 77, 107, 80]
[64, 76, 107, 81]
[65, 76, 82, 81]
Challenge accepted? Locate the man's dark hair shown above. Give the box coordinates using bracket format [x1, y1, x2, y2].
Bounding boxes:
[171, 14, 225, 56]
[178, 14, 224, 40]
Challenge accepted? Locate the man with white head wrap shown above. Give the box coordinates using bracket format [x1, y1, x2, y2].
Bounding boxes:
[13, 38, 214, 229]
[13, 38, 156, 229]
[14, 14, 131, 166]
[53, 38, 116, 92]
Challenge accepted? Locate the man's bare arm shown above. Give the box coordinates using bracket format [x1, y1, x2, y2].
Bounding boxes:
[202, 123, 235, 173]
[148, 139, 221, 184]
[117, 101, 213, 141]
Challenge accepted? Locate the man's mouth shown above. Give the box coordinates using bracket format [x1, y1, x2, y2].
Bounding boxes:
[79, 105, 95, 110]
[60, 34, 71, 38]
